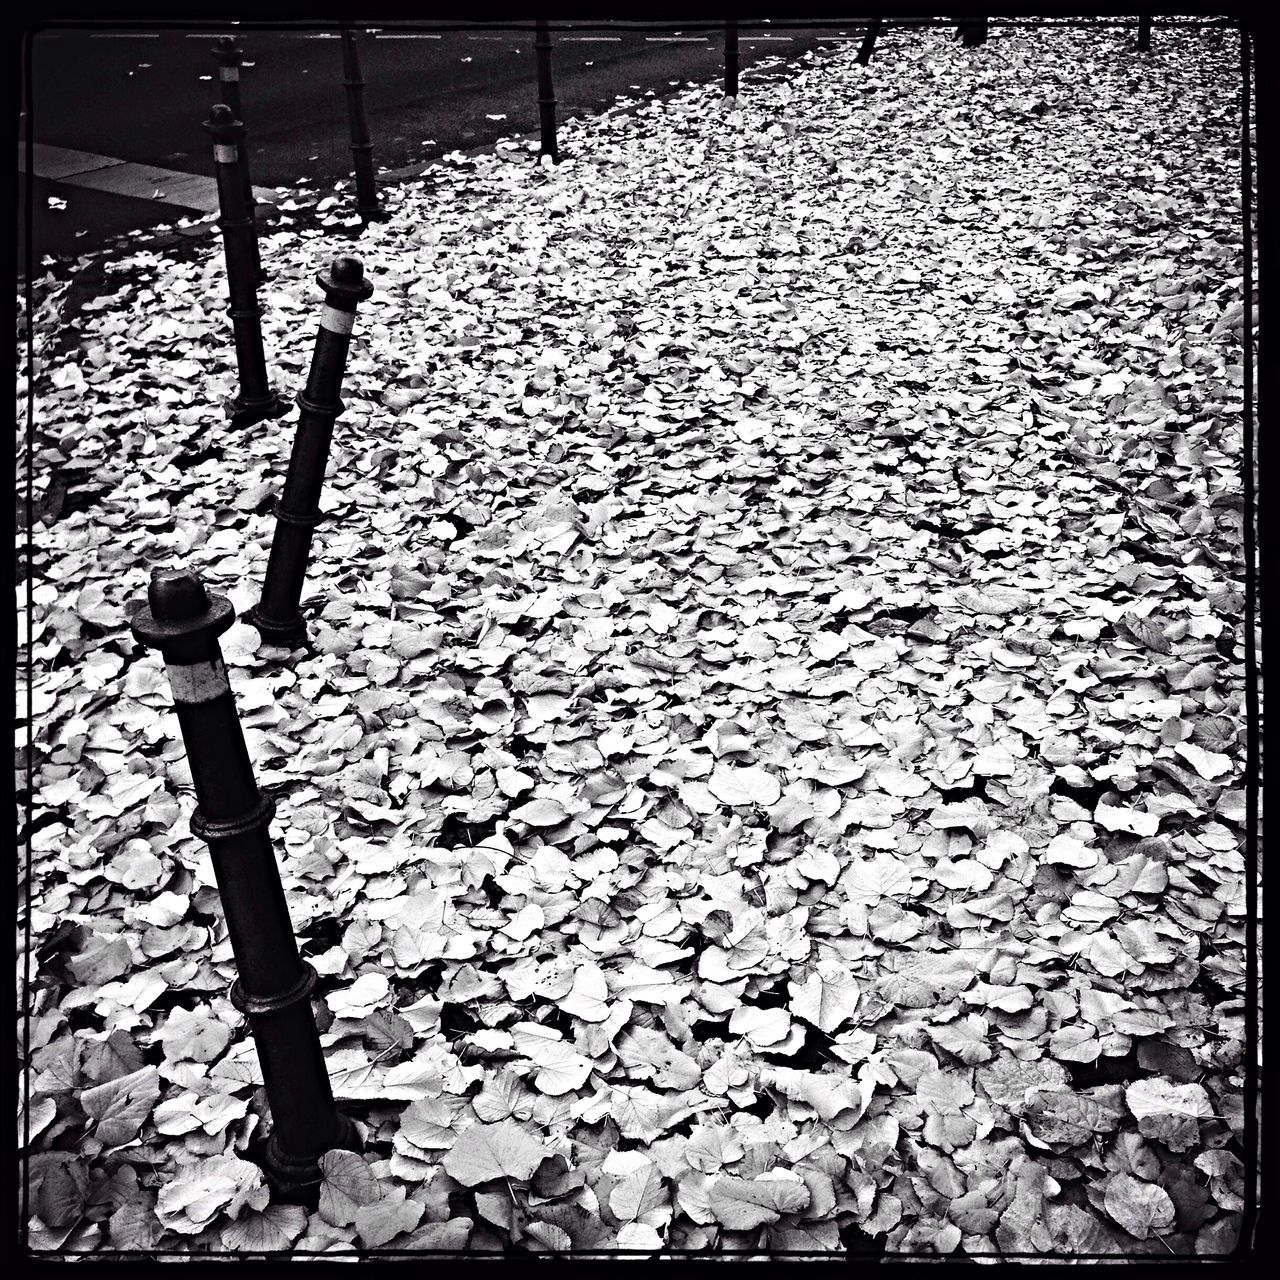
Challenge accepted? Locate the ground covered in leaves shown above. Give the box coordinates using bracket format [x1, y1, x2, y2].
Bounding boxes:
[18, 26, 1255, 1258]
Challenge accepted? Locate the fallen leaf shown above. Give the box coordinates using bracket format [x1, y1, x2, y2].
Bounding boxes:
[442, 1121, 548, 1186]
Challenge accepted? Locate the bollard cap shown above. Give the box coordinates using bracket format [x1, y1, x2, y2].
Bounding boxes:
[150, 568, 210, 621]
[131, 567, 236, 651]
[212, 35, 244, 66]
[318, 255, 374, 310]
[203, 102, 245, 143]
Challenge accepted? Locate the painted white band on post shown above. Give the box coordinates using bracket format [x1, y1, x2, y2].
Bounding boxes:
[166, 658, 231, 704]
[214, 144, 238, 164]
[320, 306, 355, 336]
[219, 66, 240, 81]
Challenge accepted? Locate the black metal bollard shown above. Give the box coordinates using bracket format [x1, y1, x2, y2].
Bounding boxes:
[131, 568, 360, 1200]
[1137, 16, 1152, 52]
[246, 257, 373, 647]
[724, 19, 740, 98]
[856, 18, 883, 66]
[212, 36, 262, 282]
[959, 16, 989, 47]
[340, 29, 382, 222]
[204, 104, 287, 430]
[535, 18, 558, 161]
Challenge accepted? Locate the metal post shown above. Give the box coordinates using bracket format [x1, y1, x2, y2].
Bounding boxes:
[212, 36, 262, 282]
[130, 568, 359, 1200]
[246, 257, 373, 647]
[856, 18, 882, 66]
[959, 16, 989, 47]
[340, 29, 382, 221]
[204, 104, 286, 429]
[535, 18, 557, 161]
[725, 19, 740, 98]
[1137, 16, 1152, 51]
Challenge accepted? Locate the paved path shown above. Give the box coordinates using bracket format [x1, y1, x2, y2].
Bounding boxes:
[18, 142, 277, 215]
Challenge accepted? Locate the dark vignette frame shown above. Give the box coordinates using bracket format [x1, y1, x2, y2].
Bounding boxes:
[13, 5, 1265, 1265]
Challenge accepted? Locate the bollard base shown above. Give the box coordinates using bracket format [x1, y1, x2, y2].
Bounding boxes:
[226, 391, 289, 430]
[258, 1113, 363, 1206]
[244, 604, 308, 648]
[356, 205, 387, 224]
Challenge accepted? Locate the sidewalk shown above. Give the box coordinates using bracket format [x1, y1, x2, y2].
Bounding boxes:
[19, 25, 1252, 1258]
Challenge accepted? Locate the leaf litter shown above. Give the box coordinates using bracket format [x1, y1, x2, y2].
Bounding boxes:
[17, 24, 1254, 1258]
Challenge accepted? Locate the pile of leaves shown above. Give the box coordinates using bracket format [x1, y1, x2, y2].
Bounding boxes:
[17, 25, 1254, 1257]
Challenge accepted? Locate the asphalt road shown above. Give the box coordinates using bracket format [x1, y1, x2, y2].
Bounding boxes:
[19, 22, 867, 265]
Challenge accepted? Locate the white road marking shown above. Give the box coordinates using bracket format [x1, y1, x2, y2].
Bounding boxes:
[376, 33, 442, 39]
[89, 33, 159, 38]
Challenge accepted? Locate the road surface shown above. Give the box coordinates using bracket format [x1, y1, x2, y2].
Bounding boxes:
[18, 21, 872, 266]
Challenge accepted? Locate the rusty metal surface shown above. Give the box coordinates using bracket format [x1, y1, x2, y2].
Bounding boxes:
[247, 256, 373, 648]
[204, 104, 286, 428]
[340, 31, 382, 221]
[535, 17, 557, 160]
[130, 568, 359, 1199]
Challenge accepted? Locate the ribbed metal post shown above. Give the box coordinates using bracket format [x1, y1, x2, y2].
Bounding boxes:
[725, 19, 740, 97]
[212, 36, 262, 282]
[246, 257, 373, 648]
[1137, 16, 1152, 51]
[340, 29, 382, 221]
[204, 104, 286, 429]
[130, 568, 359, 1201]
[535, 18, 558, 161]
[856, 18, 883, 66]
